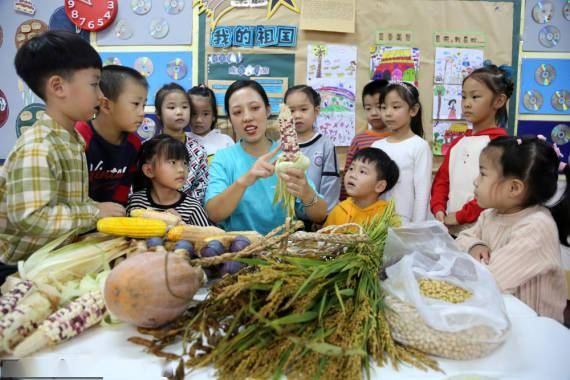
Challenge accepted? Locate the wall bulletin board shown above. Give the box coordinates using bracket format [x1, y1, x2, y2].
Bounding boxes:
[0, 0, 517, 164]
[201, 0, 516, 164]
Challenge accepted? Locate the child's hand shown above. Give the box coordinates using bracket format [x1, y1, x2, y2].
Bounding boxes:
[239, 146, 280, 187]
[97, 202, 126, 218]
[277, 167, 313, 201]
[435, 211, 446, 223]
[469, 244, 491, 265]
[444, 212, 459, 226]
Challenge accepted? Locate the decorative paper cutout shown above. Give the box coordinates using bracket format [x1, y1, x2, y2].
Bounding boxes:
[267, 0, 300, 18]
[0, 89, 9, 129]
[432, 121, 470, 156]
[370, 46, 420, 86]
[14, 19, 48, 49]
[434, 47, 484, 85]
[228, 64, 270, 76]
[15, 103, 45, 137]
[208, 52, 244, 64]
[307, 44, 357, 146]
[433, 85, 462, 120]
[210, 25, 297, 48]
[14, 0, 35, 15]
[194, 0, 234, 28]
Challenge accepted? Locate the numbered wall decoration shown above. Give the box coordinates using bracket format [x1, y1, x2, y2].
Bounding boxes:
[65, 0, 118, 32]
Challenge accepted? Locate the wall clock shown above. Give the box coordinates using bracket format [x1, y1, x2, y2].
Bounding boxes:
[65, 0, 118, 32]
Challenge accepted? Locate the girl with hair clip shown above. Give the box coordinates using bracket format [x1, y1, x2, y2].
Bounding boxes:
[204, 80, 328, 235]
[371, 81, 432, 223]
[187, 84, 234, 160]
[431, 63, 512, 234]
[456, 136, 569, 322]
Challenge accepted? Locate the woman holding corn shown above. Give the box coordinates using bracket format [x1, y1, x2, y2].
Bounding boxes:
[204, 80, 328, 235]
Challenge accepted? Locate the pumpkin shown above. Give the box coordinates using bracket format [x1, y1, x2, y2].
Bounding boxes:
[104, 252, 205, 328]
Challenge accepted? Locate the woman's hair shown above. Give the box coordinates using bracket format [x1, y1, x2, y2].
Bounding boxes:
[284, 85, 321, 107]
[484, 136, 569, 246]
[132, 134, 189, 192]
[223, 80, 270, 117]
[463, 64, 514, 127]
[154, 82, 188, 120]
[188, 84, 218, 130]
[379, 82, 424, 138]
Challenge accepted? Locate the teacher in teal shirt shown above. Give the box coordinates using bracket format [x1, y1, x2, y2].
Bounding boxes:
[204, 80, 328, 234]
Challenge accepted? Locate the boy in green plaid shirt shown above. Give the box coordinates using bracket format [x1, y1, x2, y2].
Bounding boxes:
[0, 31, 125, 279]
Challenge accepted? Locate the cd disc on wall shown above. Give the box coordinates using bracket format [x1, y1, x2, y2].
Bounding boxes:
[551, 124, 569, 146]
[523, 90, 544, 111]
[563, 2, 570, 21]
[134, 57, 154, 77]
[534, 64, 556, 86]
[103, 57, 122, 66]
[164, 0, 185, 15]
[167, 59, 187, 80]
[131, 0, 151, 15]
[532, 1, 554, 24]
[538, 25, 560, 48]
[551, 90, 569, 112]
[149, 18, 169, 39]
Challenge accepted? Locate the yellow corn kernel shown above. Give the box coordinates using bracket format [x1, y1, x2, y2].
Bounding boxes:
[130, 208, 182, 226]
[97, 217, 167, 238]
[167, 225, 225, 242]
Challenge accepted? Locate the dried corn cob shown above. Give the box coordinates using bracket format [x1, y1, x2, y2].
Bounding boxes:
[273, 105, 310, 218]
[97, 217, 167, 238]
[0, 290, 56, 352]
[130, 208, 183, 226]
[167, 225, 225, 242]
[0, 280, 34, 318]
[13, 291, 106, 358]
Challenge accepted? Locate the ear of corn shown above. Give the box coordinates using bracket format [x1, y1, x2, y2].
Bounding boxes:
[0, 289, 57, 352]
[97, 217, 167, 238]
[130, 208, 183, 226]
[13, 290, 106, 358]
[0, 280, 34, 318]
[167, 225, 225, 242]
[273, 105, 310, 219]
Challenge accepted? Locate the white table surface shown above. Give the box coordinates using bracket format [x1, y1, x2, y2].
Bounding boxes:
[1, 295, 568, 380]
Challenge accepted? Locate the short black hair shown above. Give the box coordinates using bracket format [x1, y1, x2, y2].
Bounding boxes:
[154, 83, 188, 119]
[353, 147, 399, 194]
[100, 65, 148, 101]
[14, 30, 102, 100]
[224, 80, 270, 117]
[188, 85, 218, 130]
[362, 79, 389, 104]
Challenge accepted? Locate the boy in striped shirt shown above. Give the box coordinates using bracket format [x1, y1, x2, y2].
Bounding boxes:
[340, 79, 390, 200]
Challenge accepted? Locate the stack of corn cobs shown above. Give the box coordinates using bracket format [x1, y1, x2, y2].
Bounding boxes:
[130, 203, 442, 380]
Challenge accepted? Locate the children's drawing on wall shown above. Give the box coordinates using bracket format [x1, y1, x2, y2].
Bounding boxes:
[433, 85, 462, 120]
[432, 121, 471, 156]
[307, 44, 356, 146]
[434, 47, 484, 84]
[369, 46, 420, 86]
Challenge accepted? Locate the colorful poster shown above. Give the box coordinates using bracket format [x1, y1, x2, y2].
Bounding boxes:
[370, 46, 420, 86]
[307, 44, 357, 146]
[433, 85, 462, 120]
[432, 121, 471, 156]
[434, 47, 484, 84]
